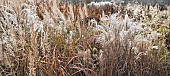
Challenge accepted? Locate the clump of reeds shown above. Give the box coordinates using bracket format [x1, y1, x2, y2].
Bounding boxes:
[0, 0, 169, 76]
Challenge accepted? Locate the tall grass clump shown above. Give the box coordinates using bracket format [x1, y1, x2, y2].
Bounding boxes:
[0, 0, 169, 76]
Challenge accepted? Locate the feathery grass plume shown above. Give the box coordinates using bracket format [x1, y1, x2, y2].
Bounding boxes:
[83, 3, 88, 17]
[52, 0, 65, 21]
[167, 5, 170, 16]
[68, 4, 75, 21]
[79, 5, 84, 20]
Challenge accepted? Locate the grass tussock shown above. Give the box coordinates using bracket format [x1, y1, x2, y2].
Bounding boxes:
[0, 0, 169, 76]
